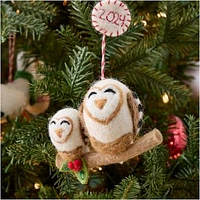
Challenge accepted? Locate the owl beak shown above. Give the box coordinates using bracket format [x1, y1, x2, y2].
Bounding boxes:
[95, 99, 107, 110]
[55, 128, 63, 138]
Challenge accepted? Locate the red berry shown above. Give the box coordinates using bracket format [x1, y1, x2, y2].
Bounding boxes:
[68, 162, 74, 169]
[73, 159, 82, 171]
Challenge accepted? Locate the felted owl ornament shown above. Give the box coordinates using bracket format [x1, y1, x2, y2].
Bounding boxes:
[49, 108, 86, 161]
[48, 108, 89, 184]
[80, 78, 144, 154]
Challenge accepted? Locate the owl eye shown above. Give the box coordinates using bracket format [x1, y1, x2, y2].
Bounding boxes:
[60, 120, 70, 125]
[88, 91, 97, 99]
[104, 88, 116, 94]
[50, 120, 56, 125]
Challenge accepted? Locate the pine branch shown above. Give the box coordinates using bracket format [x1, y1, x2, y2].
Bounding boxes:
[23, 31, 69, 67]
[13, 1, 56, 23]
[69, 1, 97, 39]
[163, 2, 199, 38]
[38, 185, 60, 199]
[162, 1, 199, 55]
[183, 115, 199, 160]
[170, 115, 199, 181]
[105, 5, 144, 58]
[113, 175, 141, 199]
[69, 1, 103, 53]
[32, 46, 94, 106]
[31, 67, 65, 102]
[175, 165, 199, 180]
[113, 31, 163, 68]
[5, 116, 56, 168]
[141, 145, 171, 199]
[1, 2, 56, 43]
[170, 178, 199, 199]
[74, 176, 141, 199]
[56, 25, 84, 56]
[106, 22, 144, 57]
[61, 46, 94, 107]
[114, 1, 199, 68]
[74, 191, 113, 199]
[53, 172, 78, 198]
[121, 66, 191, 108]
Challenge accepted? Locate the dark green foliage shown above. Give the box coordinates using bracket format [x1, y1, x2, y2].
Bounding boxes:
[61, 46, 95, 107]
[1, 117, 58, 198]
[54, 172, 78, 198]
[32, 46, 94, 107]
[124, 66, 191, 109]
[113, 175, 141, 199]
[5, 116, 55, 167]
[141, 145, 171, 199]
[74, 191, 113, 199]
[69, 1, 98, 40]
[1, 1, 57, 43]
[168, 115, 199, 199]
[74, 175, 140, 199]
[56, 25, 84, 55]
[38, 184, 60, 199]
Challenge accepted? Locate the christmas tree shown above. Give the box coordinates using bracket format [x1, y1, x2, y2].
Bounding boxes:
[1, 1, 199, 199]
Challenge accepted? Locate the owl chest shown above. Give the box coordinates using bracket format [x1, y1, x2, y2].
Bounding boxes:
[83, 105, 133, 143]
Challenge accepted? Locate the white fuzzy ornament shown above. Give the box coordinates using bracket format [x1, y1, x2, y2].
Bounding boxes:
[0, 51, 49, 119]
[80, 78, 143, 154]
[1, 52, 32, 118]
[49, 108, 86, 161]
[184, 61, 199, 99]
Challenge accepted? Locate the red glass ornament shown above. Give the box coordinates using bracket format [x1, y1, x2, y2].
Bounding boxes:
[166, 116, 187, 159]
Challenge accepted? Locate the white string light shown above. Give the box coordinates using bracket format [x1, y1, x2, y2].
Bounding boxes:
[157, 12, 167, 18]
[34, 182, 41, 189]
[162, 92, 169, 104]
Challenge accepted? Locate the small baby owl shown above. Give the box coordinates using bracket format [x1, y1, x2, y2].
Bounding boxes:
[49, 108, 85, 161]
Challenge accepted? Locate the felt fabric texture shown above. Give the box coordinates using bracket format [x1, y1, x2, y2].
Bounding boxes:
[0, 78, 30, 118]
[80, 78, 144, 154]
[89, 132, 133, 154]
[57, 146, 83, 162]
[127, 92, 143, 134]
[49, 108, 85, 154]
[14, 70, 33, 82]
[85, 129, 163, 168]
[91, 0, 131, 37]
[56, 129, 163, 169]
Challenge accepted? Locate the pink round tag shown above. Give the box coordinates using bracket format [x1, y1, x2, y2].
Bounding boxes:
[92, 0, 131, 37]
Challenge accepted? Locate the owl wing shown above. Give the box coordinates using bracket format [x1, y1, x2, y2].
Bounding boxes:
[127, 92, 143, 135]
[79, 103, 89, 137]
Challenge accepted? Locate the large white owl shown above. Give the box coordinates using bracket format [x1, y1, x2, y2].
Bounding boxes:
[49, 108, 85, 161]
[80, 78, 143, 154]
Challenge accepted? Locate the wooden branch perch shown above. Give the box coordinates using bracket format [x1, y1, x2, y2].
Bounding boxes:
[56, 128, 163, 169]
